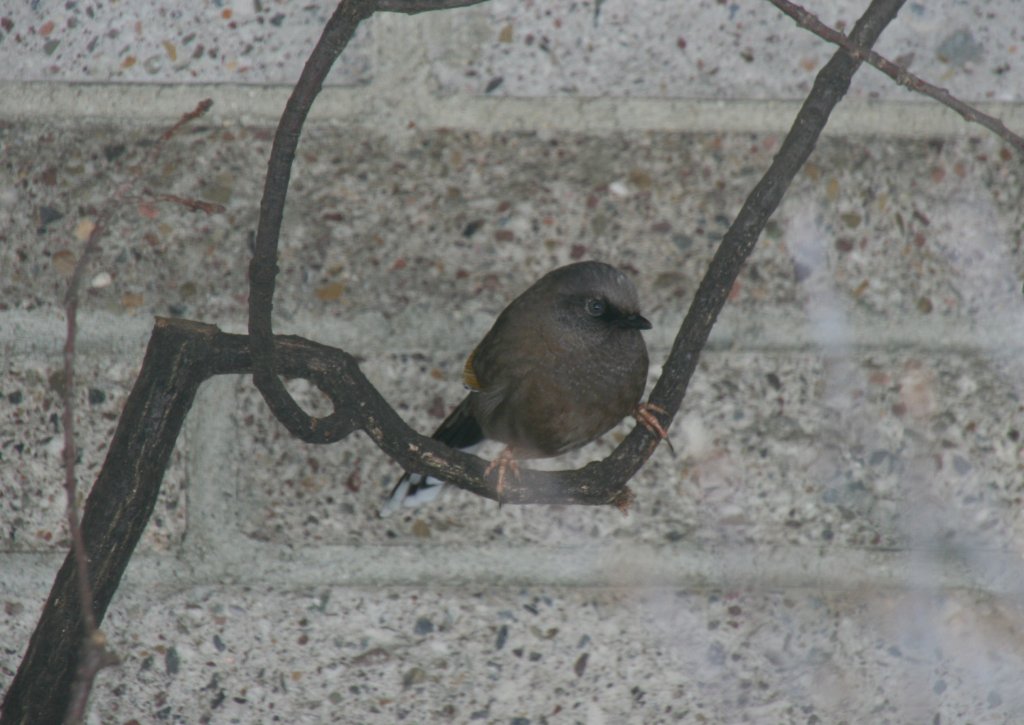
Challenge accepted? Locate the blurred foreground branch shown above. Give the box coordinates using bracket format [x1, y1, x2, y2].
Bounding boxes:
[53, 98, 216, 725]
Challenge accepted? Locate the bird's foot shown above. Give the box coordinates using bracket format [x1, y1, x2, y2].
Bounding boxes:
[634, 402, 674, 455]
[611, 486, 635, 516]
[484, 448, 521, 506]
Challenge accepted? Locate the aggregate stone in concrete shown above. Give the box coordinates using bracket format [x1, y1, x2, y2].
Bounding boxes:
[428, 0, 1024, 103]
[0, 2, 373, 85]
[3, 123, 1020, 330]
[0, 345, 188, 554]
[51, 583, 1024, 723]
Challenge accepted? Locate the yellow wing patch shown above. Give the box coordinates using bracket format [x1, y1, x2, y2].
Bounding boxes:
[463, 349, 482, 391]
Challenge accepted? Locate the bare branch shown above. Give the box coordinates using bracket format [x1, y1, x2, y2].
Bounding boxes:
[248, 0, 379, 443]
[3, 319, 219, 724]
[627, 0, 906, 466]
[142, 191, 227, 214]
[64, 632, 120, 725]
[161, 98, 214, 140]
[768, 0, 1024, 155]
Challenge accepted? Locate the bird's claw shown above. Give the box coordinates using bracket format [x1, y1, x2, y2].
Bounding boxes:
[611, 487, 635, 516]
[484, 448, 520, 506]
[634, 402, 675, 455]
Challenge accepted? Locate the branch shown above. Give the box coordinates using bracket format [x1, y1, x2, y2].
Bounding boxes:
[2, 320, 215, 724]
[244, 0, 488, 441]
[248, 0, 379, 444]
[768, 0, 1024, 155]
[621, 0, 904, 490]
[142, 191, 226, 214]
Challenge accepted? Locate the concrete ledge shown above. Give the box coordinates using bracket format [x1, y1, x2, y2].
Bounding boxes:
[5, 81, 1023, 138]
[6, 307, 1024, 356]
[2, 542, 1018, 595]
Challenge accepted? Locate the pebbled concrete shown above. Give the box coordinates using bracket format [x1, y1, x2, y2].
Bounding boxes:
[3, 1, 1024, 723]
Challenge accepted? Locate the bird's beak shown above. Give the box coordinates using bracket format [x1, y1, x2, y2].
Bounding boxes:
[620, 313, 652, 330]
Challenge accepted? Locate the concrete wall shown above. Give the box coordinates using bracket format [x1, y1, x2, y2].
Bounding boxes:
[3, 1, 1024, 722]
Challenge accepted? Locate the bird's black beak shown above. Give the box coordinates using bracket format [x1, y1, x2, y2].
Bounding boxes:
[620, 313, 652, 330]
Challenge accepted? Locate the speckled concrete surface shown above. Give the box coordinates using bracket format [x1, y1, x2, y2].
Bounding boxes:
[0, 2, 373, 85]
[76, 584, 1024, 723]
[428, 0, 1021, 102]
[4, 577, 1023, 724]
[4, 1, 1024, 723]
[5, 1, 1019, 102]
[4, 124, 1022, 552]
[3, 125, 1021, 323]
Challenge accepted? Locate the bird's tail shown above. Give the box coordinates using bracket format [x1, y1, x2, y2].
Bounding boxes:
[378, 470, 446, 517]
[378, 394, 484, 517]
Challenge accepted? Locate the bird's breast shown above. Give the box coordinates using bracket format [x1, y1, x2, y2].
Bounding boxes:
[473, 331, 648, 457]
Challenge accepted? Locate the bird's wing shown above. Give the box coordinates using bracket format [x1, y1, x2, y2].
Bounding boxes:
[430, 394, 484, 449]
[462, 348, 483, 391]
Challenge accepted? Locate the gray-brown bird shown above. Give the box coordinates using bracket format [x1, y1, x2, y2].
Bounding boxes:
[380, 261, 664, 516]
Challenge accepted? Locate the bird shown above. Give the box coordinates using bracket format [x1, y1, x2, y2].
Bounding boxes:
[379, 260, 665, 516]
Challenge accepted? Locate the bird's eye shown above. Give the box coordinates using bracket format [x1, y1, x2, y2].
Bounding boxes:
[585, 298, 606, 317]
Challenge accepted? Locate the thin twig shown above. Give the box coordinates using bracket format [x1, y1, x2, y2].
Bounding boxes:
[378, 0, 489, 12]
[768, 0, 1024, 155]
[58, 98, 215, 725]
[142, 191, 227, 214]
[65, 632, 120, 725]
[162, 98, 214, 139]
